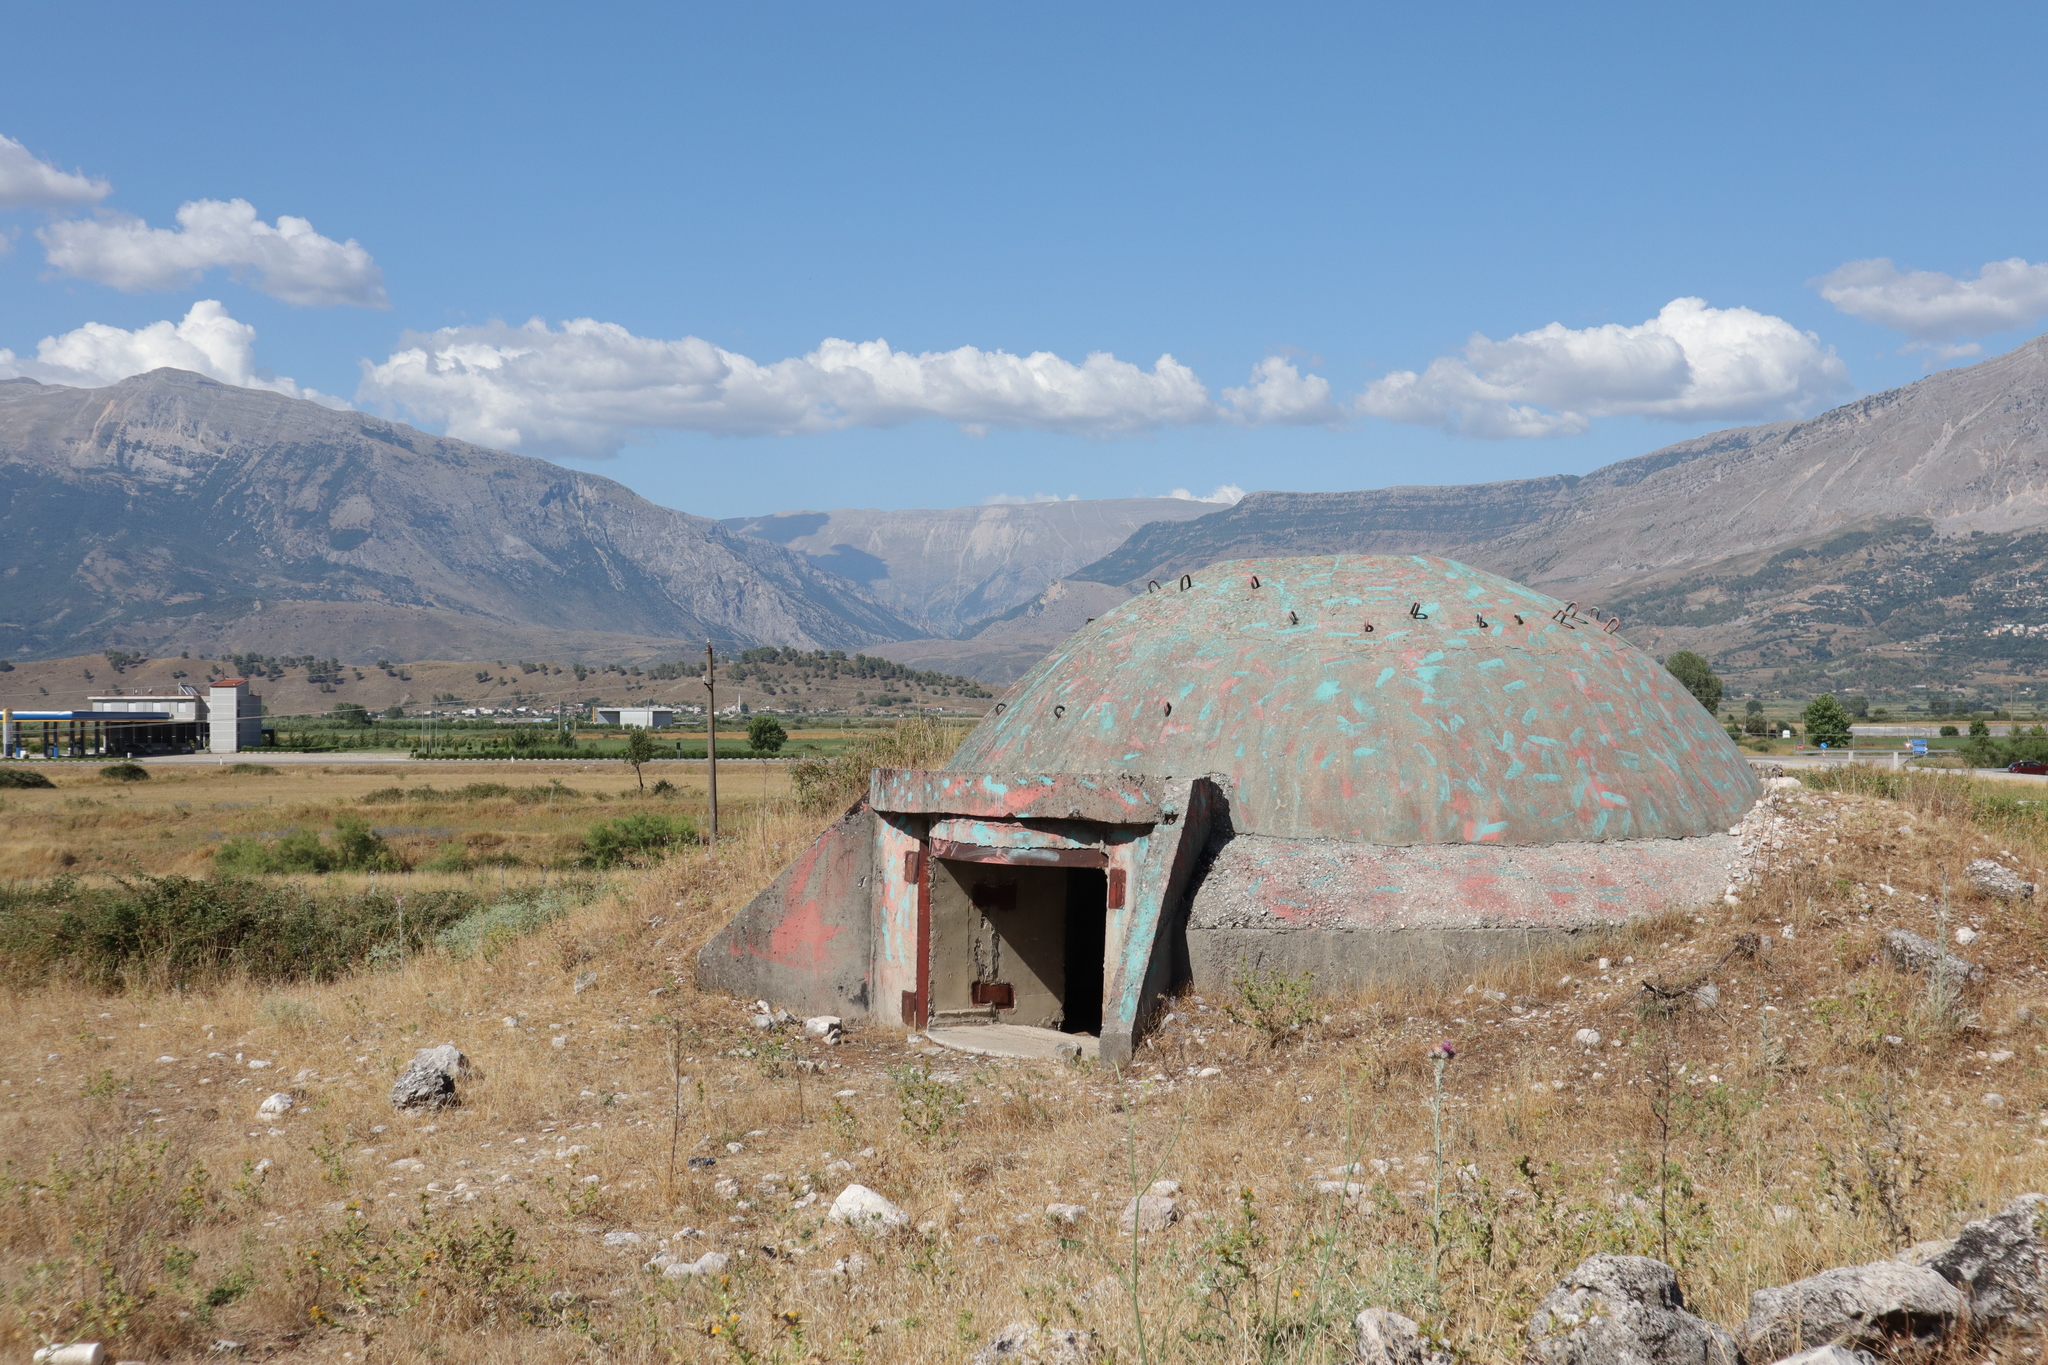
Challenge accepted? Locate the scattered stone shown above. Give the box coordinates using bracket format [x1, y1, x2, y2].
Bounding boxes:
[1986, 1094, 2006, 1110]
[688, 1156, 716, 1170]
[1925, 1191, 2048, 1332]
[573, 971, 599, 994]
[32, 1346, 106, 1365]
[1573, 1028, 1602, 1050]
[714, 1177, 740, 1200]
[388, 1043, 472, 1112]
[1527, 1253, 1739, 1365]
[828, 1183, 910, 1231]
[1956, 926, 1981, 945]
[1196, 1066, 1223, 1078]
[1147, 1179, 1180, 1197]
[1045, 1203, 1088, 1224]
[551, 1035, 567, 1048]
[1968, 859, 2036, 901]
[967, 1321, 1102, 1365]
[1693, 982, 1722, 1009]
[1354, 1308, 1451, 1365]
[1882, 929, 1985, 986]
[804, 1015, 844, 1042]
[256, 1091, 295, 1118]
[1120, 1193, 1180, 1234]
[601, 1230, 644, 1248]
[749, 1013, 776, 1030]
[663, 1250, 729, 1277]
[1762, 1348, 1867, 1365]
[1740, 1260, 1964, 1362]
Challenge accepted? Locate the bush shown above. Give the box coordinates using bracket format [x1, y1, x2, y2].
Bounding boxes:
[435, 889, 585, 960]
[99, 762, 150, 782]
[212, 815, 405, 875]
[0, 767, 57, 789]
[581, 812, 696, 868]
[226, 762, 278, 775]
[1939, 724, 1960, 738]
[0, 876, 484, 990]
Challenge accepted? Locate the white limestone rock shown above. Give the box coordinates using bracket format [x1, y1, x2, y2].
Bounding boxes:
[1740, 1260, 1963, 1362]
[388, 1043, 472, 1112]
[828, 1183, 910, 1232]
[1527, 1253, 1739, 1365]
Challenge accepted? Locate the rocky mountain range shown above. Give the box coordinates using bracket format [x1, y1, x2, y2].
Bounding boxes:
[10, 336, 2048, 702]
[0, 369, 919, 663]
[1004, 333, 2048, 700]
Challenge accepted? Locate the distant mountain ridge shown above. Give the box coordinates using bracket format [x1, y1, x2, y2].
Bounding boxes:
[1046, 335, 2048, 697]
[0, 369, 919, 662]
[719, 497, 1217, 638]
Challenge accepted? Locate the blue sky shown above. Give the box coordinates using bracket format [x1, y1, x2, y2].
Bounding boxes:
[3, 2, 2046, 518]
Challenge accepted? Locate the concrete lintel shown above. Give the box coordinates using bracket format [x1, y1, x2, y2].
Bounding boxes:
[870, 769, 1172, 824]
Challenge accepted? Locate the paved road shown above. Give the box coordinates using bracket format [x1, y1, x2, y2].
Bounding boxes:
[132, 752, 793, 767]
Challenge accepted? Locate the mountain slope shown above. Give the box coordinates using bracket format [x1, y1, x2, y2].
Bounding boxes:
[1042, 336, 2048, 698]
[1073, 335, 2048, 598]
[720, 497, 1218, 637]
[0, 370, 920, 662]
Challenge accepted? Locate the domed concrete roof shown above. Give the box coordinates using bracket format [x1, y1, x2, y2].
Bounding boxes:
[947, 555, 1757, 846]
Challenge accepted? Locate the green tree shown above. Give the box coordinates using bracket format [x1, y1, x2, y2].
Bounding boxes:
[382, 705, 405, 720]
[1844, 694, 1870, 719]
[621, 727, 657, 790]
[1803, 694, 1853, 747]
[1745, 699, 1764, 716]
[746, 715, 788, 754]
[1969, 718, 1991, 738]
[1663, 651, 1723, 715]
[331, 702, 371, 727]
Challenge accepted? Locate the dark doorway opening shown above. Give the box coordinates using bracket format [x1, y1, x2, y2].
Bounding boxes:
[1063, 868, 1106, 1036]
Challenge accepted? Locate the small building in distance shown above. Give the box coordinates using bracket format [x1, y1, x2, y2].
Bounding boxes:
[597, 706, 676, 729]
[89, 678, 264, 754]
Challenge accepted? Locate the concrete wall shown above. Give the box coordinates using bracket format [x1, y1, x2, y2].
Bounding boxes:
[695, 804, 878, 1017]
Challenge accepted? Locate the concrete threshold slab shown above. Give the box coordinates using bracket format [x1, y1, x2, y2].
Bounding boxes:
[924, 1023, 1099, 1062]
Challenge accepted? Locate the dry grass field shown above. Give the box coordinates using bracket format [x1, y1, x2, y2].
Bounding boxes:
[4, 757, 2048, 1363]
[0, 759, 787, 884]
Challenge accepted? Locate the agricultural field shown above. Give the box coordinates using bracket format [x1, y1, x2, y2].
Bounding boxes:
[5, 742, 2048, 1362]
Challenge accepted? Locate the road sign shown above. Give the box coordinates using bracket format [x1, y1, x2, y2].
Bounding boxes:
[1912, 738, 1928, 755]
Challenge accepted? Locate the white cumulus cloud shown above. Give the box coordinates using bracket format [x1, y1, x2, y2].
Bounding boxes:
[1811, 257, 2048, 343]
[1220, 356, 1340, 425]
[0, 300, 346, 406]
[40, 198, 387, 308]
[1355, 298, 1849, 439]
[357, 318, 1218, 453]
[0, 133, 110, 209]
[1165, 484, 1246, 503]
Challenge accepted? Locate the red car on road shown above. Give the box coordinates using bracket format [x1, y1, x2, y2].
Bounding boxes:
[2008, 760, 2048, 775]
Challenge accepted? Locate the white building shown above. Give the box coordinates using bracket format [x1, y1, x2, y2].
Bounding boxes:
[89, 677, 264, 753]
[596, 706, 675, 729]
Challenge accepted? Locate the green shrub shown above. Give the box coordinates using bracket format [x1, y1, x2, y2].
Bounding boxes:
[211, 815, 405, 875]
[0, 876, 483, 990]
[0, 767, 57, 789]
[98, 762, 150, 782]
[435, 889, 585, 960]
[581, 812, 696, 868]
[226, 762, 278, 776]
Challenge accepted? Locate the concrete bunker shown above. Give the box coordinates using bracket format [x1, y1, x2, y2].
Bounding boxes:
[698, 554, 1761, 1064]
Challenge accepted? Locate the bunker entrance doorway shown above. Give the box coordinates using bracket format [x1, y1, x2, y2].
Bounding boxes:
[929, 858, 1105, 1036]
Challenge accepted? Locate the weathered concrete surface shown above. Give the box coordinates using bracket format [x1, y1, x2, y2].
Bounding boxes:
[1188, 926, 1611, 993]
[871, 769, 1170, 823]
[1101, 776, 1217, 1067]
[926, 1023, 1099, 1061]
[947, 555, 1759, 846]
[1187, 831, 1740, 931]
[696, 804, 876, 1017]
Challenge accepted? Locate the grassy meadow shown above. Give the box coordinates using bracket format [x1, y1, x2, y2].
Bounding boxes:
[1, 741, 2048, 1362]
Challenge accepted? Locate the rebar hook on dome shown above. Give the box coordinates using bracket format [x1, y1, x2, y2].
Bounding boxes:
[1179, 574, 1193, 591]
[993, 702, 1006, 715]
[1288, 610, 1299, 625]
[1249, 575, 1260, 588]
[1052, 704, 1066, 718]
[1147, 580, 1160, 593]
[1163, 702, 1172, 717]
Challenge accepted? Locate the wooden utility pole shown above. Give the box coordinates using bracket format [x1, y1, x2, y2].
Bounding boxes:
[703, 642, 719, 844]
